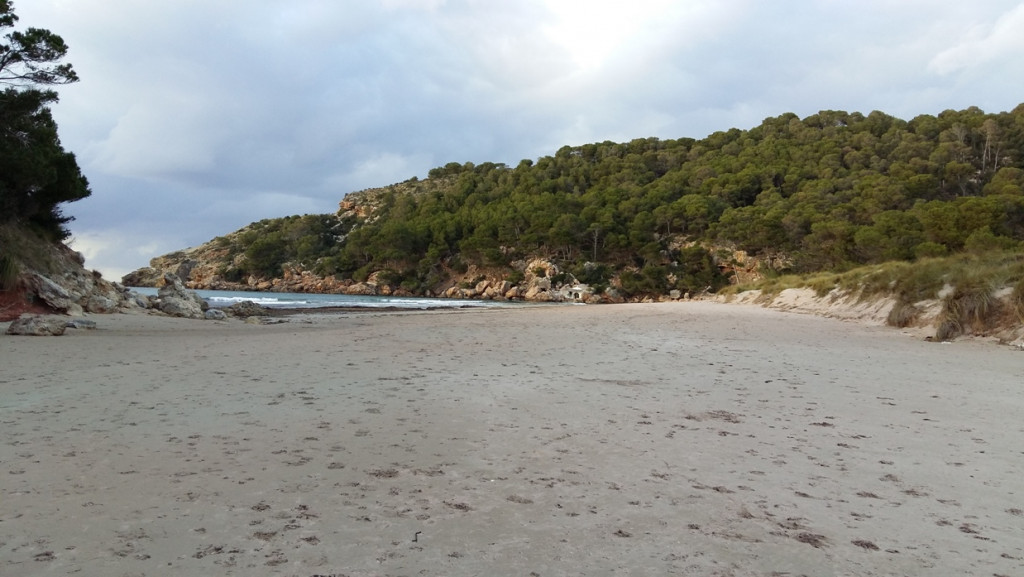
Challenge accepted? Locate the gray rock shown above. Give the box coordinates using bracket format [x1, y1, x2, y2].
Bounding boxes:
[159, 296, 204, 318]
[26, 273, 73, 312]
[121, 267, 160, 287]
[125, 293, 150, 309]
[524, 285, 553, 301]
[6, 315, 68, 336]
[156, 273, 207, 318]
[174, 259, 197, 283]
[226, 300, 269, 317]
[66, 319, 97, 330]
[204, 308, 227, 320]
[86, 295, 117, 314]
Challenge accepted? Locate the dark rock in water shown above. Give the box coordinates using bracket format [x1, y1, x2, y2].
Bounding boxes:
[226, 300, 269, 318]
[6, 315, 68, 336]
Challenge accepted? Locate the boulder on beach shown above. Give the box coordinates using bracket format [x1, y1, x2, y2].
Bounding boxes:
[204, 309, 228, 320]
[86, 295, 118, 314]
[226, 300, 269, 318]
[156, 273, 207, 319]
[5, 315, 69, 336]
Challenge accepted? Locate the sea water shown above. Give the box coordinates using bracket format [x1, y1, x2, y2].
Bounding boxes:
[128, 287, 552, 310]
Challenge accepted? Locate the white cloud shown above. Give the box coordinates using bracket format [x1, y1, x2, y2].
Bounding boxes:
[928, 3, 1024, 75]
[329, 152, 435, 194]
[541, 0, 728, 71]
[68, 230, 176, 281]
[202, 192, 327, 224]
[380, 0, 448, 11]
[89, 96, 222, 178]
[13, 0, 1024, 281]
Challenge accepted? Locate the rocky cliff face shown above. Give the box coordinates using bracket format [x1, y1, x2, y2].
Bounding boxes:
[121, 186, 739, 304]
[121, 191, 626, 302]
[0, 222, 247, 324]
[123, 242, 618, 304]
[1, 227, 148, 321]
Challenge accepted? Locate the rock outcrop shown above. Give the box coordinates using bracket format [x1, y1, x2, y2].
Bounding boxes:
[155, 273, 207, 318]
[204, 309, 227, 320]
[120, 266, 161, 288]
[1, 230, 150, 322]
[226, 300, 269, 318]
[25, 273, 75, 312]
[4, 314, 98, 336]
[123, 244, 621, 304]
[5, 315, 69, 336]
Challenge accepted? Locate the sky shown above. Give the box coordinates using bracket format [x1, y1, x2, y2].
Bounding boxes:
[15, 0, 1024, 281]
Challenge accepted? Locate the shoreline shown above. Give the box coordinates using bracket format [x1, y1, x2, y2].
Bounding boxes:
[2, 302, 1022, 575]
[260, 302, 560, 317]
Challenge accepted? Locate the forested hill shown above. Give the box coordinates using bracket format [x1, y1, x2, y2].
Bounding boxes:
[129, 104, 1024, 301]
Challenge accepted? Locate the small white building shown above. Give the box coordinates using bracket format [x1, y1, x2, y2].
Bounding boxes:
[560, 285, 591, 302]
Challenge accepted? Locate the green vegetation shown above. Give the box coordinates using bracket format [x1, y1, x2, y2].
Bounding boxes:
[935, 272, 999, 341]
[729, 250, 1024, 335]
[1012, 279, 1024, 322]
[0, 1, 89, 244]
[0, 253, 17, 290]
[0, 221, 58, 278]
[203, 103, 1023, 299]
[212, 214, 354, 281]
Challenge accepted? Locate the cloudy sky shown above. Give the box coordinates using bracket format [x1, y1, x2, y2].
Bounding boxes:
[17, 0, 1024, 280]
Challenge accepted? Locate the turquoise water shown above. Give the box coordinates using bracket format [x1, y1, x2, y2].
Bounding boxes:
[129, 287, 555, 310]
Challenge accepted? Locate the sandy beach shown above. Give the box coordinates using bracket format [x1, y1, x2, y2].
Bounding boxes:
[2, 302, 1023, 576]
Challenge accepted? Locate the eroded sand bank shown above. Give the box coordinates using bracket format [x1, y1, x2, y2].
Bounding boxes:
[2, 302, 1022, 576]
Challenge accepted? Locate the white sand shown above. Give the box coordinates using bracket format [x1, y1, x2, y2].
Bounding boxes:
[2, 302, 1023, 576]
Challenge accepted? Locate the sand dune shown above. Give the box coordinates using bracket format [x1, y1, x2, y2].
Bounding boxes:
[2, 302, 1022, 576]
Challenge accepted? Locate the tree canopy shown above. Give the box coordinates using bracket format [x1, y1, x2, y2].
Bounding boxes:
[204, 103, 1024, 297]
[0, 0, 88, 241]
[0, 0, 78, 87]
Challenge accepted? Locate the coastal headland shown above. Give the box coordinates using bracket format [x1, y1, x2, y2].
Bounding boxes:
[2, 302, 1022, 576]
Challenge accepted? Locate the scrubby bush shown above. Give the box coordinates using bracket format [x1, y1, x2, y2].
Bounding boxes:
[936, 271, 999, 340]
[914, 242, 948, 259]
[964, 227, 1020, 254]
[0, 254, 19, 290]
[1011, 279, 1024, 322]
[886, 300, 920, 328]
